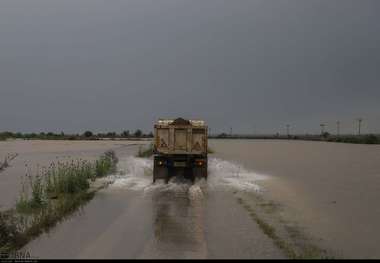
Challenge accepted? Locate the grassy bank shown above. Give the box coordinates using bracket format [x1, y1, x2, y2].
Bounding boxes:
[0, 151, 118, 256]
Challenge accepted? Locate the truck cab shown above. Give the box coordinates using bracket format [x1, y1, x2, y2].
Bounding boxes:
[153, 118, 208, 183]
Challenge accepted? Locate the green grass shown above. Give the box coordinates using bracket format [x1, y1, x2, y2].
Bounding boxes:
[0, 151, 118, 256]
[16, 151, 117, 213]
[95, 150, 118, 177]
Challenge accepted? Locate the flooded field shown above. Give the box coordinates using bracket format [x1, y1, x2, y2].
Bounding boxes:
[210, 139, 380, 259]
[2, 139, 380, 258]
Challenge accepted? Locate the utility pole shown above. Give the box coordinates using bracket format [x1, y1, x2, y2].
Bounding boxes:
[230, 127, 232, 137]
[320, 123, 326, 135]
[336, 121, 340, 136]
[357, 118, 363, 135]
[286, 124, 290, 137]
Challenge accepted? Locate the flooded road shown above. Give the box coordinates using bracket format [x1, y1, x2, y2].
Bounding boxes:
[5, 139, 380, 258]
[24, 145, 284, 259]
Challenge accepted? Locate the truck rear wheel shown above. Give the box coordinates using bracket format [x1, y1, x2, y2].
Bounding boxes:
[153, 166, 169, 183]
[153, 156, 169, 183]
[193, 160, 208, 180]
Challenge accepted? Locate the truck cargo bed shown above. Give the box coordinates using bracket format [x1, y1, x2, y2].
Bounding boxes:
[153, 118, 208, 183]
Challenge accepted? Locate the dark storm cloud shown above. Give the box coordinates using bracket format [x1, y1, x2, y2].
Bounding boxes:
[0, 0, 379, 134]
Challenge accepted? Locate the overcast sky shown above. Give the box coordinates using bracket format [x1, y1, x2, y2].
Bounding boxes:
[0, 0, 379, 135]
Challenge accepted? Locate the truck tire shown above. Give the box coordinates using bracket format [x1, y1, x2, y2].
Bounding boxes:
[153, 156, 169, 183]
[204, 164, 208, 180]
[153, 166, 169, 183]
[193, 166, 207, 180]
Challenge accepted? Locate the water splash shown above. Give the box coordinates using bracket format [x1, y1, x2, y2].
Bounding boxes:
[207, 158, 267, 192]
[109, 156, 153, 191]
[109, 156, 267, 193]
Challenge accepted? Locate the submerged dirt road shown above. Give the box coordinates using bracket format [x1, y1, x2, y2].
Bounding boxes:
[24, 145, 285, 259]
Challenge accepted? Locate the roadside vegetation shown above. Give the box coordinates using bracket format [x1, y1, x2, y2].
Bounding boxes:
[0, 151, 118, 256]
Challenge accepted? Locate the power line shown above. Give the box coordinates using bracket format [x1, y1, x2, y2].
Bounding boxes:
[336, 121, 340, 136]
[357, 118, 363, 135]
[320, 123, 326, 135]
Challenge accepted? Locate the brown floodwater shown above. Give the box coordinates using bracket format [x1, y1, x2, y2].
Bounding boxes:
[23, 142, 284, 259]
[209, 139, 380, 259]
[4, 139, 380, 258]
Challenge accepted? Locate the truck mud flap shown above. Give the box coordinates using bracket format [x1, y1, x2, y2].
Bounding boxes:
[192, 166, 208, 179]
[153, 166, 169, 183]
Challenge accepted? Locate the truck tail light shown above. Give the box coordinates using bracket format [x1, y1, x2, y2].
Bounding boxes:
[158, 160, 164, 166]
[196, 160, 204, 166]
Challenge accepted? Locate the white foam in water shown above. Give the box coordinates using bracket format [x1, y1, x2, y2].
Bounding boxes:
[207, 158, 267, 192]
[109, 156, 267, 193]
[109, 156, 153, 191]
[189, 185, 204, 201]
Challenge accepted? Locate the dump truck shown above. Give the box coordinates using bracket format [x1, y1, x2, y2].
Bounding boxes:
[153, 118, 208, 183]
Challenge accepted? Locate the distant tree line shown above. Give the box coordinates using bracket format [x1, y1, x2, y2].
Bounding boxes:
[325, 134, 380, 144]
[2, 130, 379, 145]
[210, 132, 380, 145]
[0, 130, 153, 141]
